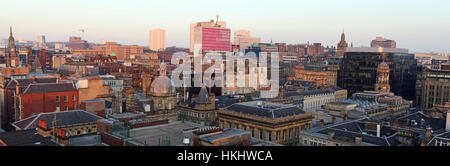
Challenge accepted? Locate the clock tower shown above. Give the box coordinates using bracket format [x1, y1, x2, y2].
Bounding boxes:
[6, 27, 20, 67]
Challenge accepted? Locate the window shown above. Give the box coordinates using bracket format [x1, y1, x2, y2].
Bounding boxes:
[64, 96, 68, 102]
[268, 132, 272, 142]
[259, 129, 263, 139]
[56, 96, 60, 102]
[64, 106, 68, 110]
[251, 128, 255, 137]
[72, 95, 76, 102]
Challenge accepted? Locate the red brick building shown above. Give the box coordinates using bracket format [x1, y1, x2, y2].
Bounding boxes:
[3, 78, 57, 129]
[21, 82, 79, 119]
[3, 78, 78, 129]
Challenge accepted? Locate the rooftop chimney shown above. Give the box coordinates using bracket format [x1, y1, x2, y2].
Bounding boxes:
[319, 119, 324, 127]
[376, 124, 381, 137]
[425, 126, 433, 143]
[355, 134, 362, 145]
[328, 129, 335, 140]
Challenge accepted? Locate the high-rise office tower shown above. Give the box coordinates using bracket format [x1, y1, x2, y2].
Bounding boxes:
[37, 35, 46, 45]
[192, 25, 231, 52]
[189, 19, 226, 52]
[149, 29, 166, 51]
[233, 30, 260, 51]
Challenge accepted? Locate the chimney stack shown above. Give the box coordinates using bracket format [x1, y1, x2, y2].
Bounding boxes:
[376, 124, 381, 137]
[328, 129, 335, 140]
[425, 126, 433, 143]
[355, 134, 362, 145]
[319, 119, 324, 127]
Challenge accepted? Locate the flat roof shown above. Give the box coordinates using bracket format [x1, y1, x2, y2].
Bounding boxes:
[109, 112, 145, 119]
[128, 121, 205, 146]
[199, 128, 250, 143]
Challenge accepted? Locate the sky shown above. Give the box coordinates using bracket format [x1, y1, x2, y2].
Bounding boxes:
[1, 0, 450, 53]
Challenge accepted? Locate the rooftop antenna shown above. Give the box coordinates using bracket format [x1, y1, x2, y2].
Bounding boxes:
[215, 14, 219, 26]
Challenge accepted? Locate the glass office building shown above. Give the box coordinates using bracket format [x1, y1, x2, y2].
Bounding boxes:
[338, 47, 417, 101]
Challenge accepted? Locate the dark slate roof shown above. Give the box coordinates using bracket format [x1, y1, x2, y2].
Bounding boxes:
[11, 110, 103, 130]
[306, 118, 424, 146]
[5, 78, 57, 91]
[196, 85, 210, 104]
[0, 130, 58, 146]
[35, 78, 57, 83]
[428, 131, 450, 146]
[224, 102, 306, 119]
[319, 128, 395, 146]
[23, 82, 76, 94]
[5, 79, 33, 90]
[397, 112, 446, 132]
[215, 96, 240, 108]
[316, 121, 402, 146]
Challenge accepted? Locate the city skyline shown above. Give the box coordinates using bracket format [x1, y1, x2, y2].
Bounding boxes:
[1, 0, 450, 53]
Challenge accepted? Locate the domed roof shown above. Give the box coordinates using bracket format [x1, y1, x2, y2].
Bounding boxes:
[378, 62, 389, 68]
[151, 62, 175, 95]
[151, 76, 175, 95]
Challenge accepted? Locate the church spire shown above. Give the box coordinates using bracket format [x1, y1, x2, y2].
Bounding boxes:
[10, 26, 12, 36]
[336, 29, 348, 57]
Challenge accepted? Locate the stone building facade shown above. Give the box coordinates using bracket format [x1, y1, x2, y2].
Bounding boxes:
[217, 101, 313, 145]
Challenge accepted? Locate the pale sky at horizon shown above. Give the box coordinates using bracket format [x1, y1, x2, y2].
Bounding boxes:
[1, 0, 449, 53]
